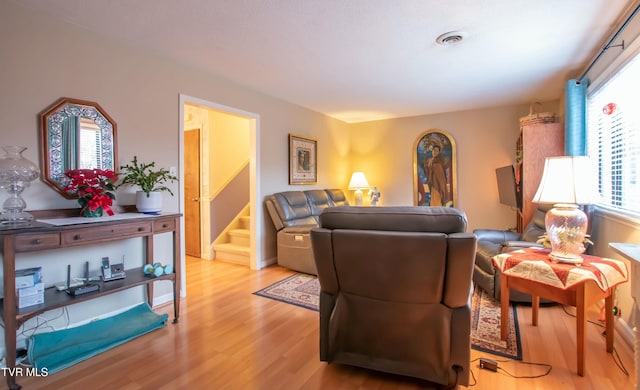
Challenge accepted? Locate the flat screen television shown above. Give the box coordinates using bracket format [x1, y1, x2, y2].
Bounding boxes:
[495, 165, 521, 208]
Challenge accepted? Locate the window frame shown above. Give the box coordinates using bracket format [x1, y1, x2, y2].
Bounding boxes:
[586, 36, 640, 223]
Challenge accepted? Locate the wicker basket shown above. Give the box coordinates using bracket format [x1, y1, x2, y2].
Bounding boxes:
[519, 103, 556, 127]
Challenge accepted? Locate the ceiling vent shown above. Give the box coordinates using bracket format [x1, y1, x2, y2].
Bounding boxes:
[436, 31, 466, 46]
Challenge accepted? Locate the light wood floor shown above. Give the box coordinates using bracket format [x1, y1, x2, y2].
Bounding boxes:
[17, 256, 635, 390]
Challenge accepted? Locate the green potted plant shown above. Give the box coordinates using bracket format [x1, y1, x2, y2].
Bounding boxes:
[118, 156, 177, 214]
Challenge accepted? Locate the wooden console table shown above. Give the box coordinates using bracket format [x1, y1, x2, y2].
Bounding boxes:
[0, 211, 181, 390]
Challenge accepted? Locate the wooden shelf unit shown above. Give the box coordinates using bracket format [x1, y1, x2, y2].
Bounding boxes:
[0, 212, 181, 390]
[515, 123, 564, 232]
[10, 267, 175, 321]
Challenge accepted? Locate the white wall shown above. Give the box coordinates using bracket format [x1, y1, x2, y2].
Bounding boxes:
[209, 111, 250, 195]
[349, 102, 560, 232]
[0, 0, 350, 350]
[0, 2, 351, 256]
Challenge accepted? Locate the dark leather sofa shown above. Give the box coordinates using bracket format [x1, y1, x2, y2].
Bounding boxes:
[473, 205, 549, 302]
[265, 189, 348, 274]
[310, 206, 476, 387]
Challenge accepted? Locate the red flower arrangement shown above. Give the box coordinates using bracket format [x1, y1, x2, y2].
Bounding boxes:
[63, 168, 117, 217]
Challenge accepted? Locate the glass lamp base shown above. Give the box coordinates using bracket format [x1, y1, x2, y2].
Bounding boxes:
[549, 252, 583, 265]
[545, 203, 588, 265]
[1, 211, 34, 225]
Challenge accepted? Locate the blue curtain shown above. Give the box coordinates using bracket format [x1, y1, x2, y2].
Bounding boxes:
[565, 78, 588, 156]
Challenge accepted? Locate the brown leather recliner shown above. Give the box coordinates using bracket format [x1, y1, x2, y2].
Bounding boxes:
[310, 206, 476, 387]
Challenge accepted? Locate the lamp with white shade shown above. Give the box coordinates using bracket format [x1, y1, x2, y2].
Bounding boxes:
[532, 156, 593, 264]
[348, 172, 369, 206]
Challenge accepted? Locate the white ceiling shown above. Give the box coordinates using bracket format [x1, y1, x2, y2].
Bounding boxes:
[14, 0, 632, 123]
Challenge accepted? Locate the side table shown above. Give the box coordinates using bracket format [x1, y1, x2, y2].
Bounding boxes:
[493, 248, 628, 376]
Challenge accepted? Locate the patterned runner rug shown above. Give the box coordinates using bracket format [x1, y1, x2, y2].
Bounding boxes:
[254, 273, 522, 360]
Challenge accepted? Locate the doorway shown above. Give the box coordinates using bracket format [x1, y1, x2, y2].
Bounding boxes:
[183, 128, 201, 257]
[178, 95, 261, 277]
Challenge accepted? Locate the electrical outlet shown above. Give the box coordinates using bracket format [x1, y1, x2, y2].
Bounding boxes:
[169, 166, 177, 176]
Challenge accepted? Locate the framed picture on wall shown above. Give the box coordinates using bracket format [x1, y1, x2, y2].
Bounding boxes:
[413, 129, 457, 207]
[289, 134, 317, 184]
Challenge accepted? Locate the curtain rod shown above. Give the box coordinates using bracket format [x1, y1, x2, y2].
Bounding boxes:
[578, 2, 640, 80]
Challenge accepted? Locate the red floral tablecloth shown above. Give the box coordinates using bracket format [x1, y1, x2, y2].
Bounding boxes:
[492, 248, 628, 291]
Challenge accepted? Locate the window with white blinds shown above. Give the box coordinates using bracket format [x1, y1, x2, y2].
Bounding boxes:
[587, 52, 640, 215]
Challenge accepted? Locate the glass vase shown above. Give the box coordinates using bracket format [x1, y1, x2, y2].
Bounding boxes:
[0, 146, 40, 224]
[545, 204, 588, 263]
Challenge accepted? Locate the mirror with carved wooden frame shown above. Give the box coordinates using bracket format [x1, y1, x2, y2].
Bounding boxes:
[39, 97, 118, 199]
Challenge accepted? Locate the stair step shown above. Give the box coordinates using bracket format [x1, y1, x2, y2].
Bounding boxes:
[239, 216, 250, 229]
[229, 229, 249, 246]
[214, 243, 250, 265]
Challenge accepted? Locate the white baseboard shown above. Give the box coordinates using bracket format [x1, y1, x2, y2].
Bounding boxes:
[152, 293, 174, 307]
[260, 256, 277, 269]
[616, 316, 634, 349]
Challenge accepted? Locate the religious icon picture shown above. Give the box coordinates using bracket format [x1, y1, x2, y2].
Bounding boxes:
[413, 129, 457, 207]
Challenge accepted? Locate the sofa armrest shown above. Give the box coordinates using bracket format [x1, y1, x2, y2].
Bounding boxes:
[501, 241, 545, 252]
[473, 229, 521, 244]
[280, 224, 317, 234]
[310, 228, 339, 295]
[265, 196, 285, 231]
[444, 233, 477, 308]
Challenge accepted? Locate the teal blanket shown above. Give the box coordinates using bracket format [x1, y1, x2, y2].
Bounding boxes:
[27, 303, 168, 374]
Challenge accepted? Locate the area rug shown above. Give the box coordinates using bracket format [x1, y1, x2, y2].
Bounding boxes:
[254, 274, 522, 360]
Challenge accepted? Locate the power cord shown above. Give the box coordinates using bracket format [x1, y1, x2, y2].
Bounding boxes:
[470, 356, 553, 380]
[467, 363, 478, 386]
[443, 365, 462, 389]
[19, 307, 70, 338]
[561, 304, 605, 328]
[495, 360, 552, 378]
[560, 303, 630, 376]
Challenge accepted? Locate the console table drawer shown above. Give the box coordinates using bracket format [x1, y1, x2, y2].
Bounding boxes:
[62, 222, 153, 245]
[14, 233, 61, 252]
[153, 218, 176, 233]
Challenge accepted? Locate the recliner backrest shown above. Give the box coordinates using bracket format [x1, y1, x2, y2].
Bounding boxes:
[318, 206, 468, 233]
[331, 229, 449, 303]
[314, 206, 476, 308]
[521, 204, 552, 242]
[266, 191, 316, 229]
[325, 188, 349, 206]
[265, 189, 349, 231]
[304, 190, 333, 221]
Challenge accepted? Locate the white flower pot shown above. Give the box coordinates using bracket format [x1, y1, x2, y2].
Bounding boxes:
[136, 191, 162, 214]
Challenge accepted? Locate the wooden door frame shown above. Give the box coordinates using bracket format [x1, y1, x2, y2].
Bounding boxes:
[179, 94, 261, 273]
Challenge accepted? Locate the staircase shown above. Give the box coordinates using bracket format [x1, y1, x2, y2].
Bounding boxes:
[213, 214, 250, 265]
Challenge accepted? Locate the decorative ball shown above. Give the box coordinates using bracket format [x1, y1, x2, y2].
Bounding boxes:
[602, 102, 617, 115]
[164, 264, 174, 275]
[153, 262, 162, 269]
[143, 264, 155, 275]
[153, 265, 164, 277]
